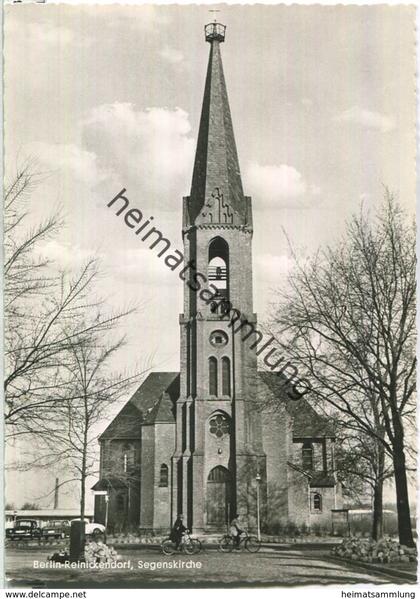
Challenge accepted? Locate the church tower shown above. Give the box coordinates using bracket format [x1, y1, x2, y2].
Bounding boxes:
[94, 21, 340, 536]
[172, 23, 267, 532]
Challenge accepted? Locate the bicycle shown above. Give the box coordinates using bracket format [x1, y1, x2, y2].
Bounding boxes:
[161, 530, 202, 555]
[219, 530, 261, 553]
[190, 537, 202, 554]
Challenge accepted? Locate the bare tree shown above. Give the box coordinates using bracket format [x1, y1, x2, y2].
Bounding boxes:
[334, 426, 393, 539]
[43, 309, 150, 523]
[4, 167, 138, 441]
[268, 192, 416, 546]
[315, 380, 393, 540]
[4, 164, 61, 310]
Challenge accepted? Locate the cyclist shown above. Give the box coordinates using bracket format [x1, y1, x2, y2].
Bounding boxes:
[229, 514, 244, 549]
[171, 514, 186, 550]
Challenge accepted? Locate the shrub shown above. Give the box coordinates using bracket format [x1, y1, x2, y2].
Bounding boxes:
[331, 537, 417, 564]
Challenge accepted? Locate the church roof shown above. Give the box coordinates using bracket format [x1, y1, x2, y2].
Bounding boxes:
[287, 462, 336, 488]
[92, 477, 129, 491]
[100, 369, 332, 441]
[187, 26, 248, 225]
[99, 372, 179, 440]
[258, 371, 335, 439]
[309, 472, 336, 488]
[129, 371, 179, 424]
[98, 401, 143, 441]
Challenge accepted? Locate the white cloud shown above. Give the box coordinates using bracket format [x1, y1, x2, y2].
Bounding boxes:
[255, 253, 295, 281]
[105, 6, 169, 34]
[25, 142, 110, 187]
[35, 239, 95, 270]
[83, 103, 195, 208]
[334, 106, 395, 133]
[129, 5, 169, 30]
[245, 162, 321, 209]
[159, 45, 185, 65]
[23, 104, 195, 209]
[248, 163, 305, 197]
[26, 22, 74, 46]
[106, 247, 181, 288]
[5, 17, 89, 48]
[310, 185, 321, 196]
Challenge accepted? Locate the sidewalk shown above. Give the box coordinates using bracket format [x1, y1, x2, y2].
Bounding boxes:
[107, 534, 343, 548]
[5, 537, 344, 551]
[327, 555, 417, 583]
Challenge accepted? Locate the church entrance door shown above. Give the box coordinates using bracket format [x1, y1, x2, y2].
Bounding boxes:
[206, 466, 231, 528]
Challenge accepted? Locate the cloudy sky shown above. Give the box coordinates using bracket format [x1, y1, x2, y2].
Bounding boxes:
[5, 4, 416, 507]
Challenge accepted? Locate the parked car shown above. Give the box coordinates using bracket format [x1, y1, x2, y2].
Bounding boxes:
[6, 519, 42, 540]
[42, 520, 70, 539]
[70, 519, 105, 535]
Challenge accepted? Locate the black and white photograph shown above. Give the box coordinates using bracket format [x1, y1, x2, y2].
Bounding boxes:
[3, 1, 417, 591]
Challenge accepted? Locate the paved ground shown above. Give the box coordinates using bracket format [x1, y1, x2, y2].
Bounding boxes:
[5, 545, 408, 588]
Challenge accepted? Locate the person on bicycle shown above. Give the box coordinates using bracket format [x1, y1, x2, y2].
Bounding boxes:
[230, 514, 244, 549]
[171, 514, 186, 549]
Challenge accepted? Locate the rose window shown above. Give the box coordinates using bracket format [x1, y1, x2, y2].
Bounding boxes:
[209, 414, 230, 438]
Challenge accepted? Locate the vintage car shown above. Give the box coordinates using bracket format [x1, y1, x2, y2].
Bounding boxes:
[41, 520, 70, 539]
[6, 519, 42, 540]
[70, 519, 105, 535]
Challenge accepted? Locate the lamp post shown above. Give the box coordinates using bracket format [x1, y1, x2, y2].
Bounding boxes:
[255, 472, 261, 542]
[104, 494, 110, 543]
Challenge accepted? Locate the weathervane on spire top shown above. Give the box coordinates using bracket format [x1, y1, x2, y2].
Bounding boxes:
[205, 12, 226, 43]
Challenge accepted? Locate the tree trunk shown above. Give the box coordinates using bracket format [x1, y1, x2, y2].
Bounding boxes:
[80, 474, 85, 523]
[80, 396, 88, 524]
[372, 441, 385, 541]
[371, 479, 383, 541]
[393, 442, 414, 547]
[79, 426, 88, 558]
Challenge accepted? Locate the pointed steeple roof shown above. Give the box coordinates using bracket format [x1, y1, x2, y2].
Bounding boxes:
[188, 23, 249, 227]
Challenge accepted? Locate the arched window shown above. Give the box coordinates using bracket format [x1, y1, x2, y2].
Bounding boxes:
[312, 492, 322, 512]
[222, 356, 231, 396]
[302, 441, 313, 471]
[208, 237, 229, 303]
[159, 463, 169, 487]
[122, 442, 135, 473]
[209, 357, 218, 396]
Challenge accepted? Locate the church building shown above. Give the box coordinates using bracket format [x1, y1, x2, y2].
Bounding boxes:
[93, 23, 341, 534]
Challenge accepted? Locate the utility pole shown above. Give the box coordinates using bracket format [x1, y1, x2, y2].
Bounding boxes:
[53, 477, 59, 509]
[256, 472, 261, 542]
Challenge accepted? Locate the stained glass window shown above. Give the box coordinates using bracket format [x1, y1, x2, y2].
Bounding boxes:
[209, 413, 230, 438]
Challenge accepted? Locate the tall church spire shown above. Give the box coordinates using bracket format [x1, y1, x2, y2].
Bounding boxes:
[188, 23, 249, 226]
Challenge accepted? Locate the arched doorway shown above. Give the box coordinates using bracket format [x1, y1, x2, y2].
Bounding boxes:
[206, 466, 231, 528]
